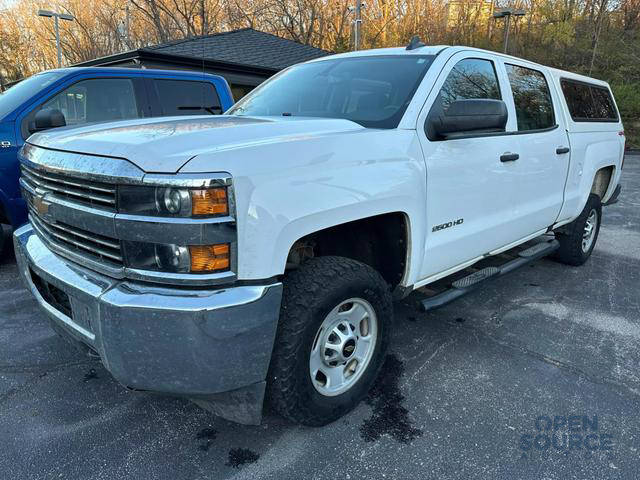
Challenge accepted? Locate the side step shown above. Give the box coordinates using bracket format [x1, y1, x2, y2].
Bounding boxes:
[419, 239, 560, 312]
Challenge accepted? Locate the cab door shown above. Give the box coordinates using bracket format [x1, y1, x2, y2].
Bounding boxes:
[415, 52, 525, 281]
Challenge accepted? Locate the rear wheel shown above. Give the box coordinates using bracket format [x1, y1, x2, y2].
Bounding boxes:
[552, 193, 602, 266]
[267, 256, 393, 426]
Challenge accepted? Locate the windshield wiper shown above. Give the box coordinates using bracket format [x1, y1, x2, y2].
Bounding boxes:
[177, 106, 223, 115]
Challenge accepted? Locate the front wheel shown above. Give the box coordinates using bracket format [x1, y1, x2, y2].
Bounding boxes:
[552, 193, 602, 266]
[267, 256, 393, 426]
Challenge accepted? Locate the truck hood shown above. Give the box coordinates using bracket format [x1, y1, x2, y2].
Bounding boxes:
[26, 115, 364, 173]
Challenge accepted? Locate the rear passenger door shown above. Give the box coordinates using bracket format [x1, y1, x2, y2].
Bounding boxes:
[501, 61, 570, 234]
[146, 78, 223, 117]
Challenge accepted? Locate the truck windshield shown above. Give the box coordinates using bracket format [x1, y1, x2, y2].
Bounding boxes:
[228, 55, 435, 129]
[0, 71, 66, 119]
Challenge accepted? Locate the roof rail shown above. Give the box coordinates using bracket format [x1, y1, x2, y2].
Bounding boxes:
[406, 35, 426, 51]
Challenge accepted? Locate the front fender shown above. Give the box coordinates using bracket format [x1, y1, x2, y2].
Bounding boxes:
[181, 129, 428, 285]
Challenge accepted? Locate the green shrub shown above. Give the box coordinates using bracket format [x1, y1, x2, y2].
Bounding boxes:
[611, 83, 640, 149]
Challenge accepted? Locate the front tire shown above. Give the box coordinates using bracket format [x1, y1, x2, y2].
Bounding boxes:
[267, 256, 393, 426]
[552, 193, 602, 266]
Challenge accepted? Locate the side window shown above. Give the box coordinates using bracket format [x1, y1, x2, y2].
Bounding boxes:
[560, 81, 592, 119]
[561, 80, 618, 122]
[591, 87, 618, 120]
[505, 64, 555, 131]
[40, 78, 139, 125]
[438, 58, 501, 110]
[152, 79, 222, 116]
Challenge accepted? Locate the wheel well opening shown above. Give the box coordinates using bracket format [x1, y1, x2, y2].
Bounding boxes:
[285, 213, 408, 288]
[591, 166, 614, 199]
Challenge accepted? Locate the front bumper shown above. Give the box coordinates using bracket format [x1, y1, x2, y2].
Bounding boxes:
[13, 224, 283, 424]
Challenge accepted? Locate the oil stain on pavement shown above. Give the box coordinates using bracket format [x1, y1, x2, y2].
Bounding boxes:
[360, 354, 423, 444]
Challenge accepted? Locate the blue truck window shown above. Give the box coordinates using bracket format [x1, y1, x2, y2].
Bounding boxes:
[40, 78, 140, 125]
[153, 79, 222, 116]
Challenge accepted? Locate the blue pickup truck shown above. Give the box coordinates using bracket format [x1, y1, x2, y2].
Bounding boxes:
[0, 67, 234, 252]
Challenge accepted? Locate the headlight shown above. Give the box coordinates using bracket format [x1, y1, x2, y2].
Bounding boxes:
[155, 244, 191, 271]
[118, 185, 229, 217]
[160, 188, 191, 215]
[124, 240, 231, 273]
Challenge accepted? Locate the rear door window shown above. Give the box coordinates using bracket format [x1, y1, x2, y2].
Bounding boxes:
[560, 80, 618, 122]
[505, 64, 555, 131]
[152, 79, 222, 116]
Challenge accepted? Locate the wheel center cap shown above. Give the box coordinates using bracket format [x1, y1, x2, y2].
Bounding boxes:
[343, 339, 356, 358]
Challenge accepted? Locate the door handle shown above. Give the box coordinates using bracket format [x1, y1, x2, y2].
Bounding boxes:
[556, 147, 570, 154]
[500, 153, 519, 162]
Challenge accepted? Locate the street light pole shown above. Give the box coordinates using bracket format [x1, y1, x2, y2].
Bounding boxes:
[349, 2, 366, 51]
[502, 13, 510, 54]
[53, 14, 61, 67]
[355, 1, 361, 50]
[126, 2, 131, 49]
[493, 8, 525, 54]
[37, 10, 75, 68]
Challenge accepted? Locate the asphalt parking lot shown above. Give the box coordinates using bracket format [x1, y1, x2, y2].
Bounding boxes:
[1, 156, 638, 480]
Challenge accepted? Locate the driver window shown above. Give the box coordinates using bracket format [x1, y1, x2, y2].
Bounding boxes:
[40, 78, 140, 126]
[438, 58, 501, 110]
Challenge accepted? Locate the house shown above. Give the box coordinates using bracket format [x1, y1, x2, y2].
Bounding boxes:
[75, 28, 331, 99]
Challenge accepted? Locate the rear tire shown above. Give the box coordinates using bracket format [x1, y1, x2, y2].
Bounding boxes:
[552, 193, 602, 266]
[267, 256, 393, 426]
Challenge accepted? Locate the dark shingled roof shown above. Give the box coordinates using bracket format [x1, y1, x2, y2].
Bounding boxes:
[143, 28, 331, 71]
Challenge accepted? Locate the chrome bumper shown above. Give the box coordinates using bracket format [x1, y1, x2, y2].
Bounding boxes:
[13, 224, 283, 424]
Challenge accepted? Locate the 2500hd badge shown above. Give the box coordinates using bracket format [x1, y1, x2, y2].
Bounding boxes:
[432, 218, 464, 232]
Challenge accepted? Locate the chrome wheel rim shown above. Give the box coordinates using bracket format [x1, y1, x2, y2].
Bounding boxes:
[582, 209, 598, 253]
[309, 298, 378, 397]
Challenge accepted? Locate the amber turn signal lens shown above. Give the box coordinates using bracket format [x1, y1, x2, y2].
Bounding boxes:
[189, 244, 230, 272]
[191, 188, 228, 216]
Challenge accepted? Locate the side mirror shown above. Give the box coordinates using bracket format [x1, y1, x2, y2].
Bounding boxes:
[427, 99, 507, 139]
[30, 108, 66, 133]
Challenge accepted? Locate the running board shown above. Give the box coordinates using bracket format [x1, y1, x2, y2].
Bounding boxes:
[419, 239, 560, 312]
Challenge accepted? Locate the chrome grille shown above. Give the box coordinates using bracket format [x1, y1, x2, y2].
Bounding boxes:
[29, 212, 123, 266]
[21, 164, 116, 210]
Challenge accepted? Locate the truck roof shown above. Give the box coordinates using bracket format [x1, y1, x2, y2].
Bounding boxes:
[310, 45, 611, 88]
[37, 66, 224, 79]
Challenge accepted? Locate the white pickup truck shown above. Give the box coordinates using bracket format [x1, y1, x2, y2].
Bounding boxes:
[14, 42, 624, 426]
